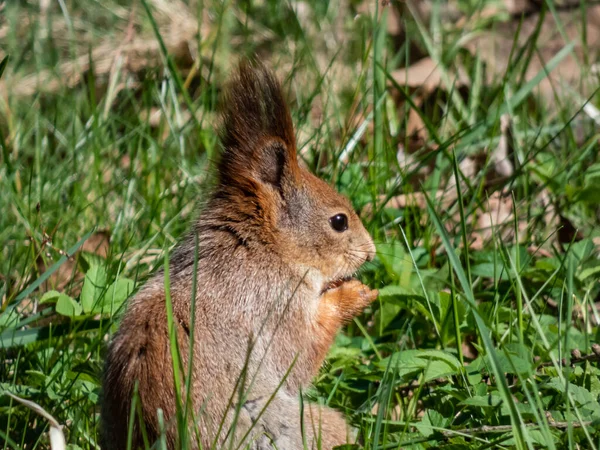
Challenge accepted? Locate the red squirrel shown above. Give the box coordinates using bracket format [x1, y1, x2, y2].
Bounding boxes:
[101, 60, 378, 449]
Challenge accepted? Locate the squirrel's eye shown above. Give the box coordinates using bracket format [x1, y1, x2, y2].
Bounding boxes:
[329, 214, 348, 232]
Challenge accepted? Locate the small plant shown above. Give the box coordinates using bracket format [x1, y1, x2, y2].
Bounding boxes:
[39, 266, 133, 320]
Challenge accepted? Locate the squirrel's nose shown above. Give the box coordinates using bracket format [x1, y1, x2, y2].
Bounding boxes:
[365, 238, 376, 262]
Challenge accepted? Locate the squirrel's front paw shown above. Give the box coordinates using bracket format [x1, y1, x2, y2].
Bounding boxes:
[339, 279, 377, 304]
[321, 279, 378, 319]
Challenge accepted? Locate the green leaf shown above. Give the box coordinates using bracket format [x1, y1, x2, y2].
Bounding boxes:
[80, 251, 107, 270]
[55, 294, 83, 317]
[489, 343, 533, 376]
[378, 285, 426, 301]
[415, 409, 449, 437]
[577, 184, 600, 205]
[378, 349, 462, 382]
[39, 290, 62, 304]
[326, 346, 362, 360]
[0, 383, 40, 397]
[578, 262, 600, 282]
[376, 285, 429, 332]
[466, 357, 485, 385]
[0, 309, 19, 329]
[95, 278, 134, 315]
[80, 265, 108, 313]
[470, 262, 509, 280]
[569, 238, 595, 263]
[376, 242, 408, 282]
[23, 370, 48, 387]
[545, 378, 600, 418]
[461, 393, 503, 408]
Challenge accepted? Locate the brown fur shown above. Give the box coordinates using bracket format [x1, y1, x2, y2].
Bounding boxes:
[100, 60, 377, 450]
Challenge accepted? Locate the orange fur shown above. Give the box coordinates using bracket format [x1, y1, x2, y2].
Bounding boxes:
[100, 60, 377, 450]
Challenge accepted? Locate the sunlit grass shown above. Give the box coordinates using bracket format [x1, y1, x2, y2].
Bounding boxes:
[1, 1, 600, 449]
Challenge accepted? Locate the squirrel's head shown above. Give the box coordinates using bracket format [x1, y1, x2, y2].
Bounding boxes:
[214, 60, 376, 291]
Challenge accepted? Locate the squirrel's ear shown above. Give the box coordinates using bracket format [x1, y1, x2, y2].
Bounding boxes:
[252, 139, 291, 188]
[217, 59, 300, 192]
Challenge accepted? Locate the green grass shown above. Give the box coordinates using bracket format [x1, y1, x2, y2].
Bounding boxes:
[2, 0, 600, 448]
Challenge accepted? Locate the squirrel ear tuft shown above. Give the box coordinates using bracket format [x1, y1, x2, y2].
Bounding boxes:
[217, 59, 299, 191]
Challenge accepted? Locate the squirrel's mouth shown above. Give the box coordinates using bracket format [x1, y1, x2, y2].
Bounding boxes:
[321, 275, 353, 294]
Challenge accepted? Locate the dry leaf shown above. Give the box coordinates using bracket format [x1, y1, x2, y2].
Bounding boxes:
[396, 144, 431, 182]
[405, 106, 426, 139]
[387, 4, 403, 36]
[0, 0, 210, 98]
[465, 5, 600, 101]
[527, 246, 553, 258]
[476, 190, 515, 242]
[447, 157, 477, 192]
[82, 230, 111, 258]
[504, 0, 531, 14]
[391, 57, 469, 93]
[470, 232, 485, 251]
[491, 114, 514, 179]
